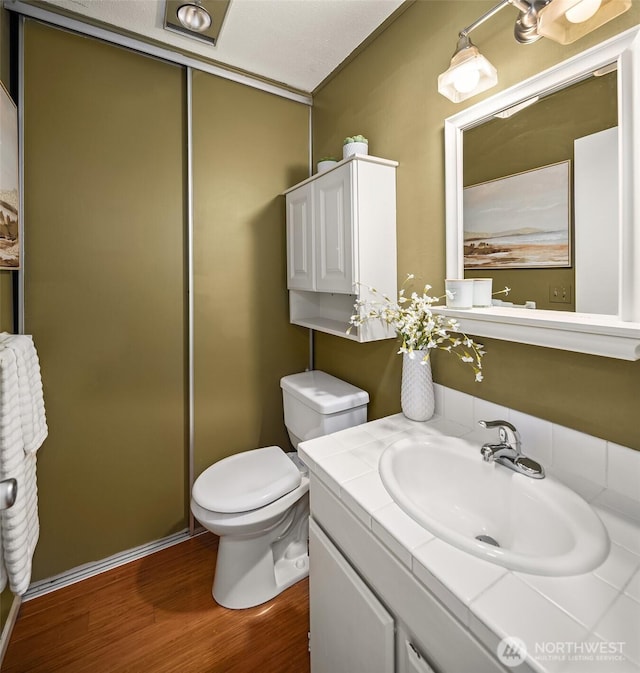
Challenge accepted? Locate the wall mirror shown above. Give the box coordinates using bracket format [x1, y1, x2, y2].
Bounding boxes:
[442, 26, 640, 360]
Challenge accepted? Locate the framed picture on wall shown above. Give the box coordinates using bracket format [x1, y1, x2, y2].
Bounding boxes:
[463, 161, 571, 269]
[0, 82, 19, 270]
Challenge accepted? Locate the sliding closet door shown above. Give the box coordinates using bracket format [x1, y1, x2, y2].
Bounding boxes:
[23, 22, 186, 579]
[192, 72, 309, 476]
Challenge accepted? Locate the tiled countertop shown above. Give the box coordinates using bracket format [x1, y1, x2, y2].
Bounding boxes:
[298, 412, 640, 673]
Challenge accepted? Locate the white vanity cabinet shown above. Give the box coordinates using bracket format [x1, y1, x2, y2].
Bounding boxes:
[310, 519, 395, 673]
[284, 155, 398, 342]
[307, 475, 506, 673]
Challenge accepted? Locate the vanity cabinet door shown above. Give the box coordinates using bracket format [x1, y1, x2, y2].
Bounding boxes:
[309, 518, 395, 673]
[314, 164, 354, 294]
[286, 182, 314, 290]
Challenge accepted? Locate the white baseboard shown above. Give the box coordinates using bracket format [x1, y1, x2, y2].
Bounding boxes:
[24, 529, 200, 601]
[0, 595, 22, 667]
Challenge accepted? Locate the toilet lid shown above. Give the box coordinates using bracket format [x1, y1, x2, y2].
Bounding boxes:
[192, 446, 302, 513]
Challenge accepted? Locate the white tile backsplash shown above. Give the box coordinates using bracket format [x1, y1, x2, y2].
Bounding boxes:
[510, 409, 554, 466]
[551, 425, 608, 486]
[472, 397, 511, 428]
[433, 383, 444, 416]
[442, 387, 474, 429]
[608, 442, 640, 502]
[433, 387, 638, 512]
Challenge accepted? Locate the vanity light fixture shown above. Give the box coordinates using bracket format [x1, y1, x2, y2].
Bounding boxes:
[438, 0, 632, 103]
[537, 0, 632, 44]
[437, 35, 498, 103]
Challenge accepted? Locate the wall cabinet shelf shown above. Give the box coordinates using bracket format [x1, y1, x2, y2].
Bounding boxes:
[284, 154, 398, 342]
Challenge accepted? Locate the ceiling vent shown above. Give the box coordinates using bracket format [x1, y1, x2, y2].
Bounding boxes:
[164, 0, 230, 46]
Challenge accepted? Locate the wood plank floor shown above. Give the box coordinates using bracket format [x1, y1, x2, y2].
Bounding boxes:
[3, 533, 310, 673]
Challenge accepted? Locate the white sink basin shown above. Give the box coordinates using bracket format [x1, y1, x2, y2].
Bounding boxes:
[379, 436, 609, 576]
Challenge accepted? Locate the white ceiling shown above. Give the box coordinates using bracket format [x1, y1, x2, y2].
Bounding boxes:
[36, 0, 406, 93]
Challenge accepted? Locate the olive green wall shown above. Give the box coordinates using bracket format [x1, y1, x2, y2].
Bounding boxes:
[464, 72, 618, 310]
[312, 1, 640, 450]
[191, 72, 309, 478]
[24, 21, 187, 579]
[23, 21, 309, 581]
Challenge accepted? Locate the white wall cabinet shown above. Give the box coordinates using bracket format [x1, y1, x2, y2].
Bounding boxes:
[286, 182, 314, 291]
[284, 155, 398, 341]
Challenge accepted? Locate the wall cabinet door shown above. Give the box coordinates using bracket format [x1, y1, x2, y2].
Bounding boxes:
[309, 518, 395, 673]
[286, 182, 315, 290]
[284, 155, 397, 341]
[314, 164, 354, 294]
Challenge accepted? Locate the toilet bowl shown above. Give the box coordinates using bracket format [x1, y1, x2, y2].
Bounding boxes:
[191, 370, 369, 609]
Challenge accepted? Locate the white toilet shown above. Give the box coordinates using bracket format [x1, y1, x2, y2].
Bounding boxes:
[191, 370, 369, 609]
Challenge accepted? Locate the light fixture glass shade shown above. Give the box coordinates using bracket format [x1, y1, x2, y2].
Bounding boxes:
[177, 3, 212, 33]
[438, 41, 498, 103]
[536, 0, 631, 44]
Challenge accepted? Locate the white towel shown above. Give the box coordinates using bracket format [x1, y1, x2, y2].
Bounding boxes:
[0, 337, 44, 595]
[0, 333, 48, 453]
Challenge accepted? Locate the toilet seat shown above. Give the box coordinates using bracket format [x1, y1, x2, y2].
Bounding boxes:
[192, 446, 301, 513]
[191, 476, 309, 537]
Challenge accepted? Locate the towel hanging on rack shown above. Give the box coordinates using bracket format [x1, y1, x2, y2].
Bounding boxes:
[0, 333, 48, 453]
[0, 334, 47, 595]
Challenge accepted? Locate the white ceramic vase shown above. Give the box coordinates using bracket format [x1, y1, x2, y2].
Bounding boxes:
[400, 350, 435, 422]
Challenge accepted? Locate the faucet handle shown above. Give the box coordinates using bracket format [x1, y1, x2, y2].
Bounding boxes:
[478, 419, 521, 451]
[478, 419, 517, 433]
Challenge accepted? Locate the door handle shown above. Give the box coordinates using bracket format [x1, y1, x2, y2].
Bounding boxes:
[0, 478, 17, 510]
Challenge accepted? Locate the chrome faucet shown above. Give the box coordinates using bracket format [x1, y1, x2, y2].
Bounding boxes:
[478, 420, 545, 479]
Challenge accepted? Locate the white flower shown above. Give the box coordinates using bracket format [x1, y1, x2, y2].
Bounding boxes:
[348, 274, 486, 383]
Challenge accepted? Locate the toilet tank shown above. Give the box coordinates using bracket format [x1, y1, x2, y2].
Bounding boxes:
[280, 371, 369, 448]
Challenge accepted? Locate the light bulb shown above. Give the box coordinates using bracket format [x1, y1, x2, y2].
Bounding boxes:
[453, 67, 481, 94]
[565, 0, 602, 23]
[177, 3, 212, 32]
